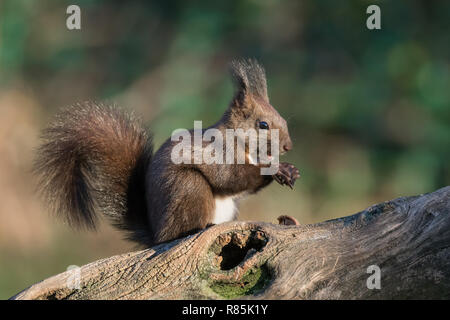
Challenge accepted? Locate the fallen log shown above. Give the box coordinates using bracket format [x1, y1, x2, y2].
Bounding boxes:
[11, 186, 450, 299]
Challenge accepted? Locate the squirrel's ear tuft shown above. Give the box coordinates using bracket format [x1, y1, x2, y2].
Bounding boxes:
[229, 58, 269, 106]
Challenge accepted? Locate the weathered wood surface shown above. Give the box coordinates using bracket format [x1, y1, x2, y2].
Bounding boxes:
[11, 186, 450, 300]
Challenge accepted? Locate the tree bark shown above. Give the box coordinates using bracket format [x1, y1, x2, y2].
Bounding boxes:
[11, 186, 450, 300]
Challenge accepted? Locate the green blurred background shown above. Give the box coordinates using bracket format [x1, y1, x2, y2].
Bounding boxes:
[0, 0, 449, 299]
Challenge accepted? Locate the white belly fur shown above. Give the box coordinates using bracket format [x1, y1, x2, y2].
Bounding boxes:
[212, 197, 237, 224]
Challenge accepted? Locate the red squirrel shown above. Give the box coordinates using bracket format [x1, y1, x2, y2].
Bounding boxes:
[34, 59, 300, 246]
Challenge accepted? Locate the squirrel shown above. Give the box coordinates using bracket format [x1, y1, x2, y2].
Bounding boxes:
[34, 59, 300, 246]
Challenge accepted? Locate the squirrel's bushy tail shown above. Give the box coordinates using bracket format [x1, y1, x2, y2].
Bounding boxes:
[34, 102, 153, 245]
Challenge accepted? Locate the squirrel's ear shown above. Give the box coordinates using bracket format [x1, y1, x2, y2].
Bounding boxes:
[229, 60, 250, 108]
[228, 59, 268, 110]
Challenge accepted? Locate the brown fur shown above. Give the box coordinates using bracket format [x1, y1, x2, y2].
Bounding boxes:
[34, 102, 153, 243]
[34, 59, 294, 246]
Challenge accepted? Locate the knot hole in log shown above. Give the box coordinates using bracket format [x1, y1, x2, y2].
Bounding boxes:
[203, 229, 273, 298]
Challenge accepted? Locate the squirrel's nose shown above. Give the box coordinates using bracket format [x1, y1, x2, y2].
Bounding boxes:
[283, 142, 292, 152]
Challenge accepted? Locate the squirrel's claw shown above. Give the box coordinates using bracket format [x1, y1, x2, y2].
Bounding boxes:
[274, 162, 300, 189]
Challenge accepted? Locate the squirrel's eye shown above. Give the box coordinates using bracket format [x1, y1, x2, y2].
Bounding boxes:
[259, 121, 269, 130]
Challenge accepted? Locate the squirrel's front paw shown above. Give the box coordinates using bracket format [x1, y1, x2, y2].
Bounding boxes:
[274, 162, 300, 189]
